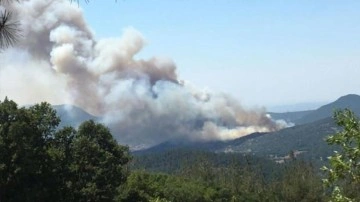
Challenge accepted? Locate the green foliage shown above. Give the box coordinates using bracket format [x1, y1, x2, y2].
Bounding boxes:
[0, 98, 60, 201]
[213, 160, 324, 201]
[0, 98, 130, 201]
[322, 109, 360, 201]
[118, 171, 230, 202]
[68, 120, 131, 201]
[271, 161, 324, 202]
[132, 149, 276, 175]
[132, 149, 325, 201]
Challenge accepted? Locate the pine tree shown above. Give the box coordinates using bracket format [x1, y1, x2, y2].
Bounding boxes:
[0, 0, 20, 49]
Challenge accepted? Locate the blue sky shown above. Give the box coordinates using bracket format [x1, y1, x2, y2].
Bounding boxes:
[79, 0, 360, 110]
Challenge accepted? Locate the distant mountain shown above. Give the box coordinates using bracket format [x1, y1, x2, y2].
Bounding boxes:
[134, 132, 266, 154]
[137, 117, 337, 162]
[267, 101, 326, 113]
[53, 105, 98, 128]
[139, 94, 360, 161]
[268, 110, 313, 124]
[269, 94, 360, 125]
[296, 94, 360, 124]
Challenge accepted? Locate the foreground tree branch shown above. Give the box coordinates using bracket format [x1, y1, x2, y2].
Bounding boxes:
[0, 10, 20, 49]
[0, 0, 97, 50]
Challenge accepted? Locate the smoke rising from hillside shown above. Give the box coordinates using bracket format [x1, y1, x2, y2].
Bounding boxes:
[0, 0, 285, 146]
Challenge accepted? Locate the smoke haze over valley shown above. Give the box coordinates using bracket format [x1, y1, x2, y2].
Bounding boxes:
[0, 0, 290, 146]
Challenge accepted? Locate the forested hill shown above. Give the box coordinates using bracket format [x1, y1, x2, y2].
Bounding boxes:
[296, 94, 360, 124]
[217, 117, 337, 160]
[136, 117, 337, 163]
[53, 105, 99, 128]
[269, 94, 360, 125]
[138, 94, 360, 163]
[134, 132, 266, 155]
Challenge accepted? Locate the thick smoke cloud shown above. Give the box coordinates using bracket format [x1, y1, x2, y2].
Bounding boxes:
[1, 0, 285, 147]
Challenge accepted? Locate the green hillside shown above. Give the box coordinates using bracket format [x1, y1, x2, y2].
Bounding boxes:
[219, 117, 338, 161]
[296, 94, 360, 124]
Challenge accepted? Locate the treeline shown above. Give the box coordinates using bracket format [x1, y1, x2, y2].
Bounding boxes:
[132, 149, 281, 174]
[1, 98, 360, 201]
[130, 150, 325, 201]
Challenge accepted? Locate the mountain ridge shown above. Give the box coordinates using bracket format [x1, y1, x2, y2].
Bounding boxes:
[53, 104, 98, 128]
[269, 94, 360, 125]
[296, 94, 360, 124]
[137, 94, 360, 161]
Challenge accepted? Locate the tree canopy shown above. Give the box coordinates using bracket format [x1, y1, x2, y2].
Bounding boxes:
[0, 0, 20, 49]
[0, 98, 131, 201]
[322, 109, 360, 202]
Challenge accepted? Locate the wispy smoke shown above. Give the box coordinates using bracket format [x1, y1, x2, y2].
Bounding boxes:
[0, 0, 285, 146]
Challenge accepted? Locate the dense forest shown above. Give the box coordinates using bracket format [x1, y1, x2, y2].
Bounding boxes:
[1, 98, 360, 201]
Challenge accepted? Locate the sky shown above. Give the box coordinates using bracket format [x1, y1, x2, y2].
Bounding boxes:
[79, 0, 360, 110]
[0, 0, 359, 145]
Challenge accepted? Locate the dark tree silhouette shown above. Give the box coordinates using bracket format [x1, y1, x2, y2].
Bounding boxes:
[0, 0, 20, 49]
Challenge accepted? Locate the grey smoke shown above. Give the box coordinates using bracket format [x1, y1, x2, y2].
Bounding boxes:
[0, 0, 286, 147]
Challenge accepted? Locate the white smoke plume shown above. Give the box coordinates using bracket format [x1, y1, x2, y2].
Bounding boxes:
[0, 0, 285, 146]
